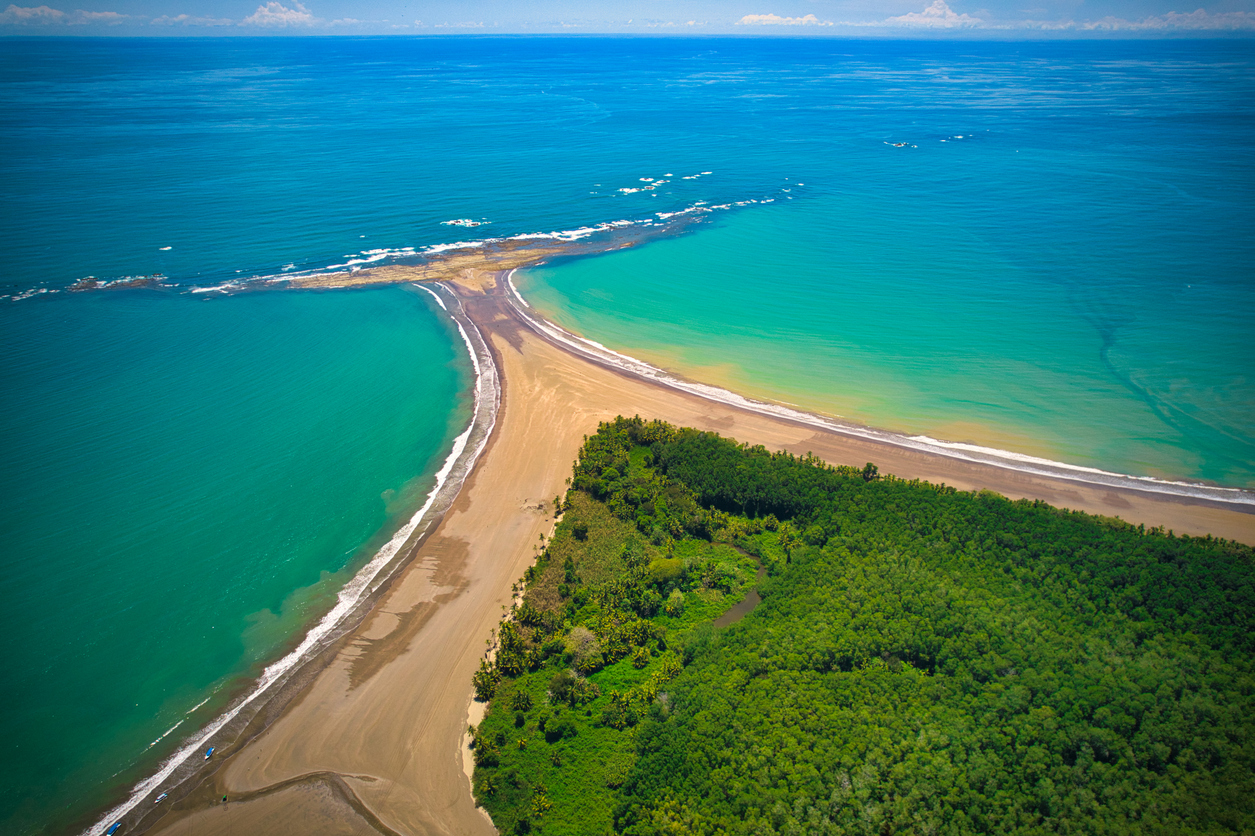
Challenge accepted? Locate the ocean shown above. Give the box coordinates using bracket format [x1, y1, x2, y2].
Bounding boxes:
[1, 35, 1252, 834]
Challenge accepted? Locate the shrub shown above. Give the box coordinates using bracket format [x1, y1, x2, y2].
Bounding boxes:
[544, 717, 576, 743]
[647, 557, 683, 587]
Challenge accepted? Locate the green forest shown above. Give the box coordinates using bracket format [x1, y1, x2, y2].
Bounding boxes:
[469, 417, 1255, 835]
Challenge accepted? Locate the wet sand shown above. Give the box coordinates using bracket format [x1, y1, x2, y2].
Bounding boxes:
[145, 274, 1255, 836]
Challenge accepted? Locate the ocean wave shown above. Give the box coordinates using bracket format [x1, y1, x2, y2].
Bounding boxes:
[11, 287, 56, 301]
[503, 271, 1255, 509]
[189, 281, 241, 294]
[84, 284, 501, 836]
[145, 721, 183, 752]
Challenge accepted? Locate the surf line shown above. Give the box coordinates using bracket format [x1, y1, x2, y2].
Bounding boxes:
[504, 270, 1254, 508]
[84, 282, 500, 836]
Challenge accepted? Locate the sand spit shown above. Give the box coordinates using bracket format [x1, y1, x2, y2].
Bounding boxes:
[140, 275, 1254, 836]
[290, 239, 573, 291]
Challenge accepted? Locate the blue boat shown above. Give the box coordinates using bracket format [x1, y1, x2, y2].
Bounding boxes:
[106, 824, 121, 835]
[154, 792, 167, 804]
[204, 747, 214, 760]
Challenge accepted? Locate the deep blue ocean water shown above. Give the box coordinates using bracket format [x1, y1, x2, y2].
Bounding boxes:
[1, 36, 1252, 833]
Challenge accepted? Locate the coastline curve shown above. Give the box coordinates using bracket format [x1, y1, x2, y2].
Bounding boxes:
[504, 270, 1255, 508]
[84, 283, 500, 836]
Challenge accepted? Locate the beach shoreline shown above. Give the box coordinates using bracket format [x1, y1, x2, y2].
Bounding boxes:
[81, 285, 499, 836]
[131, 271, 1252, 836]
[503, 270, 1255, 510]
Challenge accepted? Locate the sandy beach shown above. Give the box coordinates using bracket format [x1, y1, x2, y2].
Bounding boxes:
[141, 273, 1255, 836]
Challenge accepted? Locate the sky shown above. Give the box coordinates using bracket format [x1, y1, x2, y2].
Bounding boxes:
[1, 0, 1254, 37]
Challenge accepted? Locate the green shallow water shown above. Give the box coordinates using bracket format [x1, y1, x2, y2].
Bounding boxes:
[0, 285, 468, 833]
[519, 195, 1255, 488]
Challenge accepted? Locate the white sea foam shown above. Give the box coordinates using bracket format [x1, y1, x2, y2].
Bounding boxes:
[12, 287, 52, 301]
[84, 284, 500, 836]
[203, 201, 739, 295]
[326, 252, 393, 269]
[145, 722, 183, 751]
[503, 272, 1255, 509]
[422, 240, 489, 254]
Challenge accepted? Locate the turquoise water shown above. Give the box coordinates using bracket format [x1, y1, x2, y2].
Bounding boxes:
[0, 287, 467, 833]
[513, 46, 1255, 488]
[520, 190, 1255, 486]
[1, 36, 1253, 834]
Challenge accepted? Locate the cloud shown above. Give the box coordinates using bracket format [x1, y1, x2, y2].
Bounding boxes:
[1, 4, 129, 24]
[884, 0, 982, 27]
[68, 8, 125, 23]
[1, 4, 65, 23]
[996, 6, 1255, 29]
[826, 1, 1254, 32]
[241, 1, 315, 27]
[737, 13, 832, 25]
[1079, 8, 1255, 29]
[151, 13, 232, 25]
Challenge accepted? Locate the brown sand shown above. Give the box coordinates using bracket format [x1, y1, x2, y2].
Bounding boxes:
[147, 277, 1255, 836]
[289, 242, 570, 291]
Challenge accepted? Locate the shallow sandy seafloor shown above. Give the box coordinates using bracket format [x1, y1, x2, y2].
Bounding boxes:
[143, 272, 1255, 836]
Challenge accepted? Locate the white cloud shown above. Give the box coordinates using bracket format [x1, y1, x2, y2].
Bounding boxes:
[885, 0, 982, 27]
[1082, 8, 1255, 29]
[1, 4, 66, 23]
[151, 13, 232, 25]
[1, 4, 129, 24]
[241, 1, 315, 27]
[999, 6, 1255, 29]
[68, 8, 125, 23]
[737, 13, 833, 25]
[827, 1, 1254, 32]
